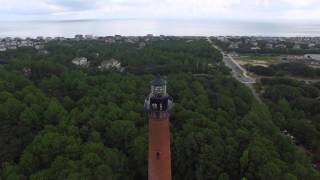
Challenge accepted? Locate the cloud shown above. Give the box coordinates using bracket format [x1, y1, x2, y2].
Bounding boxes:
[281, 0, 319, 8]
[0, 0, 320, 21]
[47, 0, 98, 11]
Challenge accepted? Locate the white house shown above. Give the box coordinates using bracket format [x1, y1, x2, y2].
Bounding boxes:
[250, 46, 261, 50]
[98, 58, 122, 71]
[229, 43, 239, 49]
[72, 57, 89, 67]
[308, 43, 316, 48]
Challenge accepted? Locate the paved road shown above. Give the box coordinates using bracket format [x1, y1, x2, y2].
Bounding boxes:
[224, 54, 256, 84]
[206, 37, 255, 84]
[207, 37, 261, 101]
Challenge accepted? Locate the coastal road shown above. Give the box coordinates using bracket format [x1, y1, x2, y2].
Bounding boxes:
[223, 54, 256, 84]
[206, 37, 255, 84]
[206, 37, 261, 101]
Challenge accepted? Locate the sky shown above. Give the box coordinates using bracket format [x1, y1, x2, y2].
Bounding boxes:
[0, 0, 320, 21]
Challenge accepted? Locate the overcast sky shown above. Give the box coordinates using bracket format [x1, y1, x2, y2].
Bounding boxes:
[1, 0, 320, 21]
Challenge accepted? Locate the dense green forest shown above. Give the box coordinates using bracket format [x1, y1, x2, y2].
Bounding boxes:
[247, 63, 320, 78]
[260, 77, 320, 159]
[0, 38, 319, 180]
[245, 62, 320, 161]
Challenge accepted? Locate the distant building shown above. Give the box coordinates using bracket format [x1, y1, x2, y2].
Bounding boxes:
[34, 44, 44, 50]
[125, 39, 135, 43]
[19, 40, 28, 47]
[159, 35, 166, 40]
[105, 37, 116, 44]
[251, 41, 258, 46]
[0, 45, 6, 51]
[39, 50, 49, 55]
[293, 44, 301, 49]
[266, 43, 273, 49]
[250, 46, 261, 50]
[7, 46, 17, 50]
[308, 43, 316, 48]
[72, 57, 89, 67]
[36, 36, 44, 41]
[98, 58, 122, 71]
[75, 34, 83, 40]
[139, 42, 146, 49]
[22, 67, 32, 77]
[45, 37, 53, 42]
[305, 54, 320, 61]
[228, 43, 239, 49]
[114, 35, 122, 41]
[275, 44, 287, 49]
[217, 36, 230, 43]
[56, 37, 66, 41]
[85, 35, 94, 40]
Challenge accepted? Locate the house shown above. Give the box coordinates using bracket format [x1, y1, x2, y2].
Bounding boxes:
[34, 44, 44, 50]
[7, 46, 17, 50]
[275, 44, 287, 49]
[22, 67, 32, 77]
[39, 50, 49, 55]
[159, 35, 166, 40]
[250, 47, 261, 50]
[0, 45, 6, 51]
[293, 44, 301, 49]
[75, 34, 83, 40]
[72, 57, 89, 67]
[85, 35, 94, 40]
[17, 40, 26, 47]
[114, 35, 122, 41]
[105, 37, 116, 44]
[45, 37, 53, 42]
[36, 36, 44, 41]
[56, 37, 66, 41]
[217, 36, 230, 43]
[4, 37, 12, 42]
[139, 42, 146, 49]
[308, 43, 316, 48]
[98, 58, 122, 71]
[228, 43, 239, 49]
[251, 41, 258, 46]
[125, 39, 135, 43]
[266, 43, 273, 49]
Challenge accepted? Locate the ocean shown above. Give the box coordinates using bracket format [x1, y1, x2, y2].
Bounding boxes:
[1, 19, 320, 38]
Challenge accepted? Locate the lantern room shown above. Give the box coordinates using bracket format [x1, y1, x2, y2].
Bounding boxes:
[144, 75, 173, 114]
[150, 75, 167, 97]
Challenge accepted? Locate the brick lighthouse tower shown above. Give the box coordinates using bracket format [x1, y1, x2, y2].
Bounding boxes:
[144, 75, 174, 180]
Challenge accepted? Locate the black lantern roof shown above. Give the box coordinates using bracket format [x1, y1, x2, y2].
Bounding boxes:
[150, 75, 167, 86]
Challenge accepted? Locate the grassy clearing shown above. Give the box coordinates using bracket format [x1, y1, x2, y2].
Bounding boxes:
[240, 54, 276, 61]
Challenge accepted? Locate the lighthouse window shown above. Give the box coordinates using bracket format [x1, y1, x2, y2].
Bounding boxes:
[153, 86, 163, 95]
[156, 152, 160, 160]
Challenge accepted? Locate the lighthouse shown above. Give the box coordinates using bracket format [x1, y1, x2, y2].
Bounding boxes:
[144, 75, 174, 180]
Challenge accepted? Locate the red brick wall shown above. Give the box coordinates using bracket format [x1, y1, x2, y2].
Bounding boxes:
[148, 112, 172, 180]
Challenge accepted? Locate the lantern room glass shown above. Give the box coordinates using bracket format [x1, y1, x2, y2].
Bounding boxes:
[151, 84, 166, 96]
